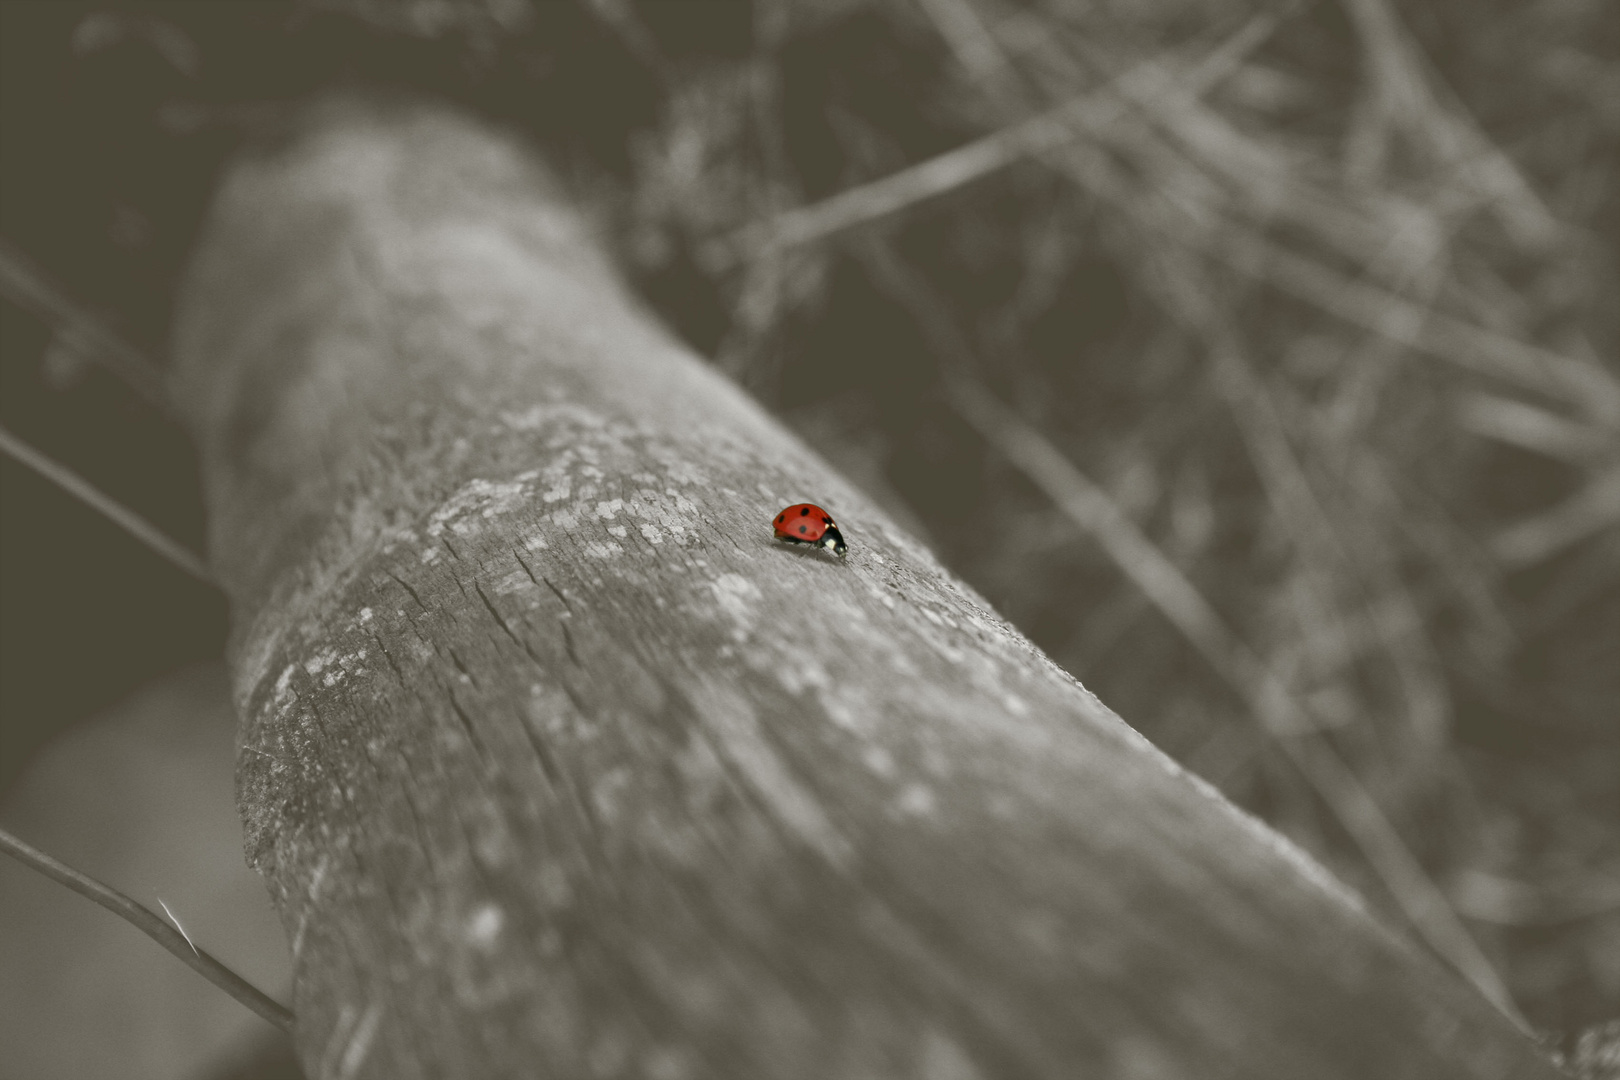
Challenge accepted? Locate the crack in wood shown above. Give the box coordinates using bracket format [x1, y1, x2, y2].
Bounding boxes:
[386, 570, 428, 611]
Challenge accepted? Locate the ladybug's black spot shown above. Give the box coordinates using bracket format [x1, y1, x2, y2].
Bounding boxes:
[776, 515, 784, 524]
[800, 507, 811, 515]
[822, 516, 831, 524]
[798, 525, 808, 534]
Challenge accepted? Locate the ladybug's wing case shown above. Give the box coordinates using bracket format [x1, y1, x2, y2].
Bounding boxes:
[774, 504, 831, 544]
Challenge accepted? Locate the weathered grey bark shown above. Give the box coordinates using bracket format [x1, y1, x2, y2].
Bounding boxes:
[172, 96, 1559, 1080]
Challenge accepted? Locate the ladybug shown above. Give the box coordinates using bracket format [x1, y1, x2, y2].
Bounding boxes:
[772, 503, 847, 558]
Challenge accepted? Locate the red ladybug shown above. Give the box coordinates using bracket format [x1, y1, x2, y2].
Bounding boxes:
[772, 503, 847, 557]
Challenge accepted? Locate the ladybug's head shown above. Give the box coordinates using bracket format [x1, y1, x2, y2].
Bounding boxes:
[821, 525, 847, 558]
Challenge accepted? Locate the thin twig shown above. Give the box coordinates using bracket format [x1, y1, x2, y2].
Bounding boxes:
[1455, 393, 1612, 463]
[913, 0, 1017, 92]
[1215, 230, 1620, 416]
[708, 13, 1277, 268]
[720, 2, 1614, 420]
[1339, 0, 1562, 249]
[1151, 253, 1454, 751]
[1491, 465, 1620, 566]
[997, 20, 1617, 417]
[0, 826, 293, 1032]
[965, 26, 1612, 418]
[0, 237, 174, 416]
[0, 424, 215, 586]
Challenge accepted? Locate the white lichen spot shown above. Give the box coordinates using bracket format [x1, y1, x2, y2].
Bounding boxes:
[524, 534, 549, 550]
[291, 911, 308, 958]
[607, 525, 628, 538]
[821, 693, 861, 732]
[304, 647, 339, 676]
[639, 523, 664, 544]
[274, 663, 297, 701]
[309, 854, 330, 899]
[1108, 1033, 1183, 1080]
[542, 478, 571, 503]
[584, 540, 623, 559]
[594, 498, 624, 520]
[428, 476, 530, 536]
[502, 406, 547, 430]
[642, 1046, 695, 1080]
[420, 545, 442, 564]
[337, 1002, 383, 1080]
[357, 607, 374, 624]
[494, 568, 535, 596]
[551, 509, 579, 529]
[862, 745, 897, 777]
[777, 657, 830, 696]
[709, 574, 761, 641]
[466, 903, 504, 949]
[895, 783, 938, 818]
[919, 1029, 984, 1080]
[538, 863, 573, 908]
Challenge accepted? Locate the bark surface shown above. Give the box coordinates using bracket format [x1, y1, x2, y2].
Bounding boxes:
[172, 96, 1559, 1080]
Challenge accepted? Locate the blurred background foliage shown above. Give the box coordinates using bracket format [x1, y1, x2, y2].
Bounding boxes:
[1, 0, 1616, 1057]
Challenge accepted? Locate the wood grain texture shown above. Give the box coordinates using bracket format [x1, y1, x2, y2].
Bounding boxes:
[171, 96, 1561, 1080]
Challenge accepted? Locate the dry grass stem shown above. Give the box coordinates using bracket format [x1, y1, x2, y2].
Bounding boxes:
[1339, 0, 1563, 249]
[0, 826, 293, 1032]
[711, 12, 1278, 268]
[0, 237, 173, 416]
[1491, 466, 1620, 567]
[0, 424, 215, 585]
[1216, 231, 1618, 413]
[1456, 394, 1615, 463]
